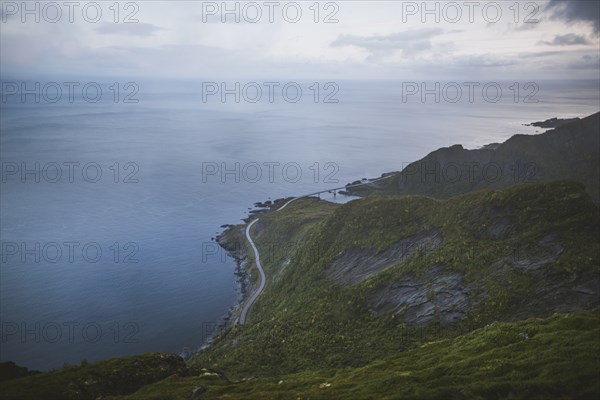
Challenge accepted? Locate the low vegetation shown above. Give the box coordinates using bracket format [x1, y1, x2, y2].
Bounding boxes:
[3, 178, 599, 398]
[191, 181, 599, 381]
[5, 310, 596, 399]
[0, 353, 187, 400]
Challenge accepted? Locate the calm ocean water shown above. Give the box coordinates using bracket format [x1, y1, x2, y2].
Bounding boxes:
[1, 79, 598, 370]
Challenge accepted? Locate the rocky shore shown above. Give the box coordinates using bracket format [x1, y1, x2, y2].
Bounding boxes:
[524, 116, 580, 129]
[190, 196, 295, 355]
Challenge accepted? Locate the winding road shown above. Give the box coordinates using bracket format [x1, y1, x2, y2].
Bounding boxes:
[239, 219, 265, 325]
[237, 173, 396, 325]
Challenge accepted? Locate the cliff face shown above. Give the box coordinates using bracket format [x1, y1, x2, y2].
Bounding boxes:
[347, 112, 600, 204]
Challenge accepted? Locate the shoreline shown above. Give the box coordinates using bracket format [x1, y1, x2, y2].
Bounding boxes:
[188, 114, 577, 358]
[188, 197, 295, 358]
[191, 191, 359, 355]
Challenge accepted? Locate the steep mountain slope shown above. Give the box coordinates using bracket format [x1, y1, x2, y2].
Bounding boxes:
[346, 112, 600, 204]
[190, 180, 599, 379]
[4, 310, 598, 399]
[116, 310, 600, 399]
[5, 181, 596, 400]
[3, 114, 599, 399]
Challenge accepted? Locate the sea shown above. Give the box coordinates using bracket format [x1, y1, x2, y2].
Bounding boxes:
[1, 78, 598, 370]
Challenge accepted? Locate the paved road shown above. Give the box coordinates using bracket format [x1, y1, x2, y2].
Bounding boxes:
[238, 219, 265, 325]
[237, 173, 396, 325]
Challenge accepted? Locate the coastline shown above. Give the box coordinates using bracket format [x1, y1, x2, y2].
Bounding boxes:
[190, 197, 295, 356]
[194, 114, 586, 356]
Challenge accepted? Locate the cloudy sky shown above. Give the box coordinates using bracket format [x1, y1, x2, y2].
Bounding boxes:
[1, 0, 599, 80]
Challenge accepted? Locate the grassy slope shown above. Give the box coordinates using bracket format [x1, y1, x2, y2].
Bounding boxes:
[190, 180, 599, 380]
[5, 310, 598, 399]
[4, 181, 599, 399]
[114, 310, 600, 399]
[0, 353, 187, 400]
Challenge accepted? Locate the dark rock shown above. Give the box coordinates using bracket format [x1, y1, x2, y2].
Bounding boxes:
[253, 200, 273, 208]
[326, 229, 443, 285]
[480, 143, 501, 150]
[0, 361, 40, 382]
[510, 234, 563, 271]
[525, 117, 580, 129]
[370, 264, 469, 325]
[191, 386, 206, 398]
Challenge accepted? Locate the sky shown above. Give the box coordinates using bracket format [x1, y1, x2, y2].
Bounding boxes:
[0, 0, 599, 80]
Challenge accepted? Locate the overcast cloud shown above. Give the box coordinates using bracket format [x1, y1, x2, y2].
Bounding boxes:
[546, 0, 600, 33]
[539, 33, 591, 46]
[0, 0, 598, 80]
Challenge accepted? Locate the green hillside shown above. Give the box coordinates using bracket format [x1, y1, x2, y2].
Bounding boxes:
[190, 180, 599, 381]
[346, 112, 600, 204]
[3, 115, 599, 399]
[115, 310, 600, 399]
[0, 353, 187, 400]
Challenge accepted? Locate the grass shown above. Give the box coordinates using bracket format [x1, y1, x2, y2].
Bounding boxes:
[0, 353, 188, 400]
[191, 181, 599, 378]
[3, 180, 598, 399]
[114, 310, 600, 399]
